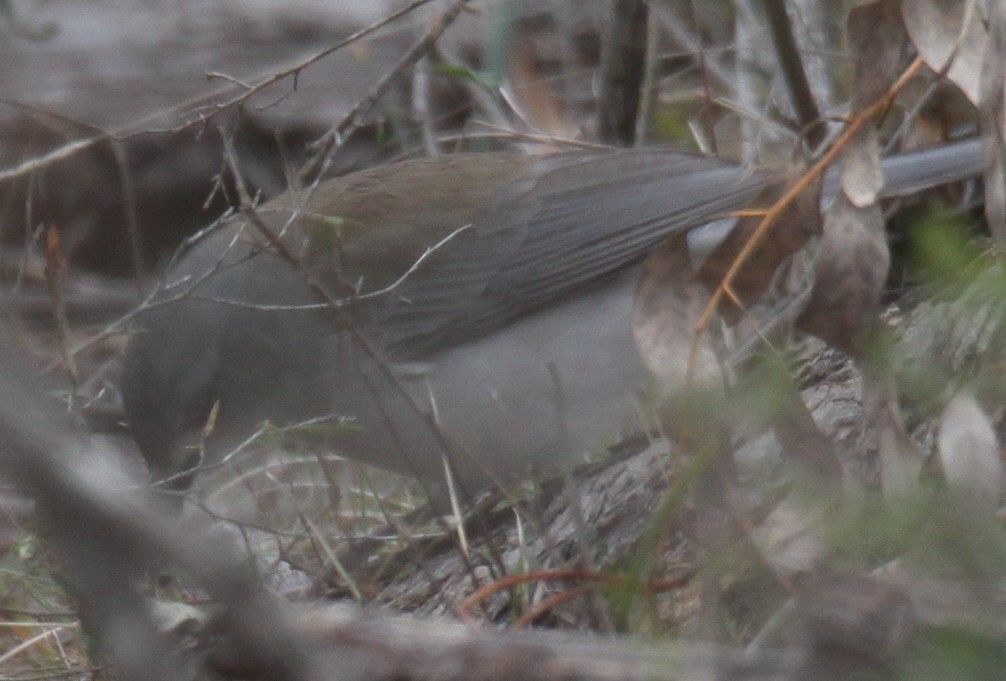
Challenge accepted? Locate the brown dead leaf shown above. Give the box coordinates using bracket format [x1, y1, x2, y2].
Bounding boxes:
[938, 391, 1003, 515]
[633, 231, 724, 401]
[790, 569, 915, 666]
[797, 2, 907, 356]
[979, 1, 1006, 242]
[798, 194, 889, 355]
[696, 167, 822, 320]
[848, 0, 914, 109]
[862, 374, 922, 500]
[841, 126, 884, 208]
[902, 0, 989, 105]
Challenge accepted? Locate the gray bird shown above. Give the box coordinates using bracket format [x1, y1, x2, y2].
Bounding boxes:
[121, 141, 983, 497]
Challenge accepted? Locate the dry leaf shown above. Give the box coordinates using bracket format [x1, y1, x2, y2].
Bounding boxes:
[798, 194, 889, 354]
[938, 391, 1003, 514]
[841, 126, 884, 208]
[748, 492, 826, 576]
[979, 1, 1006, 242]
[848, 0, 914, 108]
[696, 167, 821, 320]
[902, 0, 989, 105]
[790, 569, 915, 666]
[633, 232, 724, 401]
[862, 375, 922, 500]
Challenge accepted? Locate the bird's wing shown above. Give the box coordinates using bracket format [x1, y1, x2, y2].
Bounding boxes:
[282, 154, 539, 352]
[456, 150, 768, 341]
[269, 149, 767, 357]
[185, 140, 982, 359]
[362, 140, 984, 355]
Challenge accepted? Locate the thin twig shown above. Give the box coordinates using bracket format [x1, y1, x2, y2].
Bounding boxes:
[685, 57, 926, 387]
[457, 568, 694, 623]
[301, 0, 473, 183]
[0, 0, 437, 184]
[759, 0, 823, 149]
